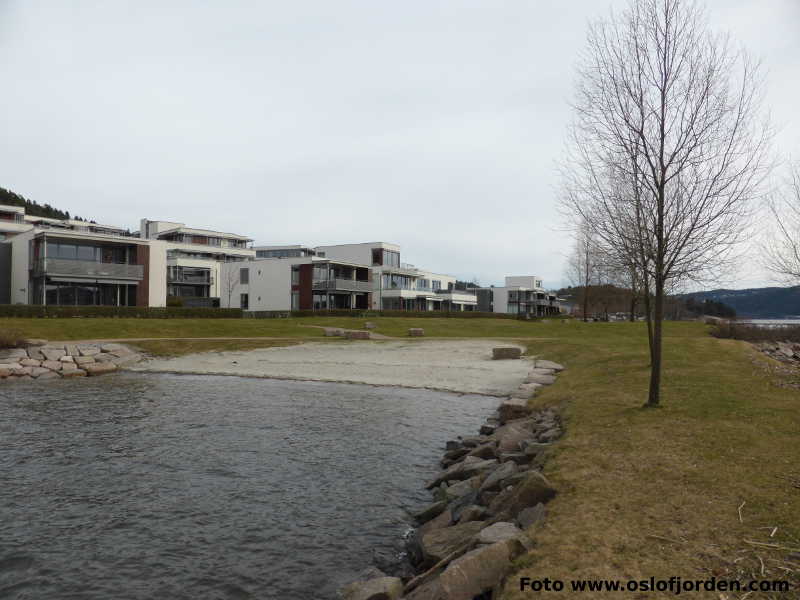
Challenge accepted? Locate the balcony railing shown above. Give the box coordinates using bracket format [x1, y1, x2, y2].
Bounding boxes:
[168, 274, 212, 284]
[312, 279, 372, 292]
[34, 258, 144, 280]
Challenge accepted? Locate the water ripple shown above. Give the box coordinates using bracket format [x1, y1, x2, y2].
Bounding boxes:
[0, 373, 497, 599]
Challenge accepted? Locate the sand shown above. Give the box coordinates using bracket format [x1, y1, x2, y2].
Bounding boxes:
[130, 339, 531, 396]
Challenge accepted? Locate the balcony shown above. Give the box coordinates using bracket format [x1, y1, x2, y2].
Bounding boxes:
[168, 273, 212, 284]
[312, 279, 372, 293]
[34, 258, 144, 281]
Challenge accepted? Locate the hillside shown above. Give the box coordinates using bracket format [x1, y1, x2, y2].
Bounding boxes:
[683, 286, 800, 319]
[0, 186, 89, 222]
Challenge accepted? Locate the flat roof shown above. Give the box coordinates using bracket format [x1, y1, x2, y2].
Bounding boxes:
[0, 204, 25, 214]
[156, 226, 253, 242]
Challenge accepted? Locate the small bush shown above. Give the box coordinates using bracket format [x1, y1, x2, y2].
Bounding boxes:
[0, 327, 25, 348]
[166, 296, 184, 308]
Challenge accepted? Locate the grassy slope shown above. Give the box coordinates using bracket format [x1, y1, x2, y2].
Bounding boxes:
[2, 316, 797, 593]
[505, 321, 800, 598]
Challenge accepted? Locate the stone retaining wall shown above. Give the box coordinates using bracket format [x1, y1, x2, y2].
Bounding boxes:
[0, 341, 143, 381]
[341, 358, 566, 600]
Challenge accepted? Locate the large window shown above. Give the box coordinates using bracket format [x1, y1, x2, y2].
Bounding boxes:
[240, 268, 249, 284]
[371, 248, 400, 267]
[381, 274, 414, 289]
[291, 266, 299, 285]
[312, 264, 329, 282]
[46, 242, 131, 264]
[44, 282, 135, 306]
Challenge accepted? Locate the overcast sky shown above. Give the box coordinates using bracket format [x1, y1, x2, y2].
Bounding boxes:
[1, 1, 797, 288]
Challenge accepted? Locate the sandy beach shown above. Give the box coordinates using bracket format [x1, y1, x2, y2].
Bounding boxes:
[130, 339, 531, 396]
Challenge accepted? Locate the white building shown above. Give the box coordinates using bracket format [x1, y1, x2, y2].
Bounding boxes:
[221, 241, 477, 312]
[139, 219, 255, 307]
[475, 276, 560, 316]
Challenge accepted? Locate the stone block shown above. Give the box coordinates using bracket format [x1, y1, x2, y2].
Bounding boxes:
[78, 345, 101, 356]
[492, 347, 521, 360]
[408, 328, 425, 337]
[61, 368, 86, 378]
[84, 363, 118, 376]
[74, 355, 96, 366]
[345, 330, 371, 340]
[41, 347, 66, 361]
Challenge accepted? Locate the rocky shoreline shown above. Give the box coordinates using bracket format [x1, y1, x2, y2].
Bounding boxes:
[0, 340, 144, 381]
[340, 358, 565, 600]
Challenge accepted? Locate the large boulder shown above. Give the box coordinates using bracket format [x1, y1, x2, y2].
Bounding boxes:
[476, 522, 527, 546]
[478, 461, 518, 494]
[493, 420, 536, 453]
[40, 347, 66, 361]
[340, 576, 403, 600]
[437, 538, 527, 600]
[19, 358, 41, 367]
[405, 579, 443, 600]
[443, 476, 482, 502]
[517, 503, 547, 530]
[84, 363, 118, 376]
[420, 521, 484, 565]
[466, 443, 496, 460]
[497, 399, 529, 424]
[457, 505, 487, 523]
[488, 471, 556, 520]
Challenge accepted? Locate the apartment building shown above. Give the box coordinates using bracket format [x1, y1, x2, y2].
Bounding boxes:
[2, 220, 165, 307]
[476, 276, 561, 316]
[139, 219, 255, 307]
[222, 241, 477, 312]
[0, 208, 254, 308]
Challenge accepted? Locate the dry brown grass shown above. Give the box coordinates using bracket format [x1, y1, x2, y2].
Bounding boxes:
[501, 323, 799, 599]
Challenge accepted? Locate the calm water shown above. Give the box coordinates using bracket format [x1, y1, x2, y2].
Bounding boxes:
[0, 373, 498, 600]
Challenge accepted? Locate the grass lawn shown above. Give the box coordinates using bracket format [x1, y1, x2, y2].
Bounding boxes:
[504, 321, 800, 598]
[1, 315, 797, 594]
[0, 315, 560, 341]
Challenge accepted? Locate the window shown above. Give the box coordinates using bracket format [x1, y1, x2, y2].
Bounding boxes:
[240, 268, 249, 284]
[291, 291, 299, 310]
[291, 266, 299, 285]
[432, 280, 442, 291]
[240, 293, 249, 310]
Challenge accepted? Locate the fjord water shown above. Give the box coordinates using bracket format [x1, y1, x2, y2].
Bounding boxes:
[0, 374, 497, 600]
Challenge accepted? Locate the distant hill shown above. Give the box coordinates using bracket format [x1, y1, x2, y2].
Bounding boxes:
[683, 287, 800, 319]
[0, 186, 90, 222]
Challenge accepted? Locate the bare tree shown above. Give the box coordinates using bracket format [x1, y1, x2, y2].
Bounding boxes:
[561, 0, 772, 406]
[223, 265, 240, 307]
[762, 163, 800, 283]
[566, 223, 599, 321]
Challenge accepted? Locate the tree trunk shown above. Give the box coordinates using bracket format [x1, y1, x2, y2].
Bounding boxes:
[647, 276, 664, 407]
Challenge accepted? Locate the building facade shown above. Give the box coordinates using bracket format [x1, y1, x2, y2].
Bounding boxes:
[476, 276, 561, 316]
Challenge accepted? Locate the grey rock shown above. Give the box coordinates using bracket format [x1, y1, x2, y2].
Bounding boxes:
[30, 367, 51, 377]
[438, 538, 527, 599]
[84, 362, 118, 376]
[426, 459, 497, 489]
[74, 355, 95, 366]
[21, 338, 47, 347]
[537, 428, 561, 443]
[78, 345, 101, 356]
[457, 505, 487, 523]
[498, 398, 529, 423]
[100, 343, 127, 353]
[94, 353, 116, 363]
[27, 348, 45, 361]
[340, 577, 403, 600]
[420, 521, 484, 565]
[479, 461, 518, 493]
[445, 440, 461, 451]
[479, 423, 497, 436]
[59, 355, 75, 363]
[476, 522, 524, 545]
[19, 358, 41, 367]
[111, 353, 142, 366]
[64, 344, 80, 357]
[0, 348, 27, 360]
[42, 360, 62, 371]
[488, 471, 557, 520]
[466, 443, 496, 460]
[413, 500, 448, 524]
[497, 452, 531, 466]
[510, 383, 541, 399]
[492, 346, 521, 360]
[35, 371, 60, 380]
[448, 489, 480, 524]
[61, 368, 87, 378]
[535, 359, 564, 371]
[517, 503, 547, 530]
[41, 347, 66, 361]
[493, 420, 536, 453]
[443, 476, 482, 501]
